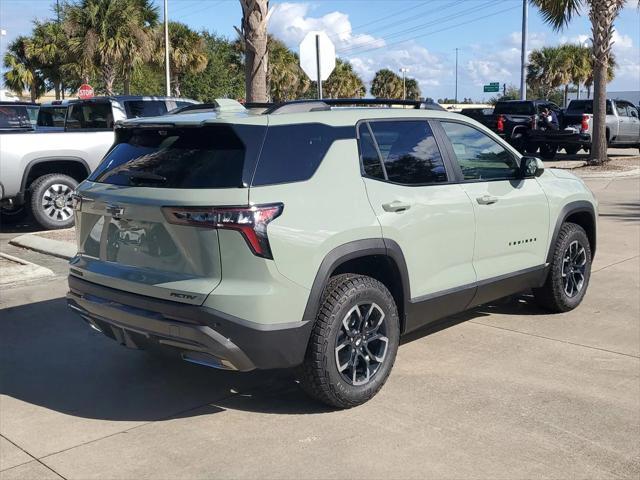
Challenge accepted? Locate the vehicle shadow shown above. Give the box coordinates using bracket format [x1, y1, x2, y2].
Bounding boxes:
[598, 202, 640, 222]
[0, 297, 330, 422]
[0, 215, 43, 234]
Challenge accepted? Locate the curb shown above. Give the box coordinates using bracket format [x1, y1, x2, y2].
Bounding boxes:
[573, 167, 640, 179]
[0, 252, 55, 285]
[9, 234, 76, 260]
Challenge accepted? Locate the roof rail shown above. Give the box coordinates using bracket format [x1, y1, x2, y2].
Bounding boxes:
[265, 98, 445, 114]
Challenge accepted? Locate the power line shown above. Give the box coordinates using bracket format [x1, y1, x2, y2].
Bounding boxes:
[337, 0, 494, 54]
[343, 3, 521, 57]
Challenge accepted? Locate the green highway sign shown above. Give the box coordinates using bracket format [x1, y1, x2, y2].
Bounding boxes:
[489, 82, 499, 86]
[484, 84, 499, 92]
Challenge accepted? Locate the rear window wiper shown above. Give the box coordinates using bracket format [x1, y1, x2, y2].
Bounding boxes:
[125, 172, 168, 185]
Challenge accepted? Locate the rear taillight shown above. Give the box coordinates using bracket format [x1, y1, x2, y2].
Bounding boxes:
[497, 114, 505, 132]
[581, 114, 589, 133]
[162, 203, 283, 259]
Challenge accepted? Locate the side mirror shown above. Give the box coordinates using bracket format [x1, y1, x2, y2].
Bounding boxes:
[520, 156, 544, 178]
[631, 110, 638, 119]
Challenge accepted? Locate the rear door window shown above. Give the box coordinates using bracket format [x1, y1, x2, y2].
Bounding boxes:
[89, 124, 266, 188]
[0, 105, 33, 130]
[66, 102, 113, 130]
[37, 107, 67, 127]
[360, 120, 448, 185]
[494, 102, 535, 115]
[123, 100, 169, 118]
[251, 123, 353, 186]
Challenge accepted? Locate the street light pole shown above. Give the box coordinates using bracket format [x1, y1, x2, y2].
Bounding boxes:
[454, 48, 458, 104]
[164, 0, 171, 97]
[520, 0, 528, 100]
[399, 67, 408, 100]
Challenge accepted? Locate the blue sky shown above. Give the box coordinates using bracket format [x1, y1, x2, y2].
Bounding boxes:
[2, 0, 639, 100]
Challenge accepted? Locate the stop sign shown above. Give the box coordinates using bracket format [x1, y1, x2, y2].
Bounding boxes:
[78, 84, 94, 99]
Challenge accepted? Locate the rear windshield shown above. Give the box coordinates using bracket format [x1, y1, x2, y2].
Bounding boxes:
[493, 102, 535, 115]
[0, 105, 34, 130]
[88, 125, 266, 188]
[566, 100, 613, 115]
[123, 100, 168, 118]
[37, 106, 67, 127]
[66, 102, 114, 130]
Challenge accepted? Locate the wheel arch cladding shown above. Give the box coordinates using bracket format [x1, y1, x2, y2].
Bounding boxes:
[547, 200, 597, 263]
[23, 157, 91, 192]
[302, 239, 411, 334]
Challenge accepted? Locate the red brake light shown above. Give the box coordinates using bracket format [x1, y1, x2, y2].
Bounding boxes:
[497, 114, 505, 132]
[581, 114, 589, 133]
[162, 203, 283, 259]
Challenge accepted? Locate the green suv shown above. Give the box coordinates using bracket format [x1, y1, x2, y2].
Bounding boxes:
[67, 99, 597, 408]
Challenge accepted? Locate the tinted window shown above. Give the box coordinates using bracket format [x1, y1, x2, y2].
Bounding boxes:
[616, 102, 629, 117]
[567, 100, 614, 115]
[358, 124, 384, 179]
[628, 104, 639, 118]
[366, 120, 447, 185]
[494, 102, 535, 115]
[252, 123, 353, 186]
[0, 105, 33, 130]
[441, 122, 518, 181]
[124, 100, 169, 118]
[66, 102, 113, 130]
[37, 107, 67, 127]
[89, 125, 266, 188]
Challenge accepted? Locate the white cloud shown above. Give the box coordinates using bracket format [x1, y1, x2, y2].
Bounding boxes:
[270, 3, 447, 97]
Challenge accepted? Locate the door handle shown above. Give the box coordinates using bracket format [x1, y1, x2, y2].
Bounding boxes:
[382, 201, 412, 212]
[476, 195, 498, 205]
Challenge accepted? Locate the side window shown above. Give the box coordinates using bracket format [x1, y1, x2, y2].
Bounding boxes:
[628, 105, 639, 119]
[65, 103, 113, 130]
[441, 121, 519, 181]
[616, 102, 629, 117]
[358, 124, 385, 179]
[252, 123, 353, 186]
[363, 120, 448, 185]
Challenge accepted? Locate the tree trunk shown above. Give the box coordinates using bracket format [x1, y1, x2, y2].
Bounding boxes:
[123, 70, 131, 95]
[54, 82, 61, 100]
[238, 0, 269, 102]
[588, 0, 617, 165]
[103, 63, 116, 96]
[172, 77, 180, 97]
[564, 84, 569, 107]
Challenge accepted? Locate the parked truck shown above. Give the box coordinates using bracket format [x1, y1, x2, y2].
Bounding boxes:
[0, 96, 196, 229]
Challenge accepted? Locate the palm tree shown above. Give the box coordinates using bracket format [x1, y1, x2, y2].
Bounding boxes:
[165, 22, 208, 97]
[370, 68, 403, 99]
[64, 0, 150, 95]
[27, 21, 68, 99]
[120, 0, 159, 95]
[2, 36, 45, 102]
[268, 37, 309, 102]
[531, 0, 628, 164]
[323, 59, 365, 98]
[236, 0, 269, 102]
[527, 46, 566, 98]
[404, 78, 421, 101]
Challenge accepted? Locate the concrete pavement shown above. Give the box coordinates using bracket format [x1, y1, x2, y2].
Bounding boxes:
[1, 176, 638, 479]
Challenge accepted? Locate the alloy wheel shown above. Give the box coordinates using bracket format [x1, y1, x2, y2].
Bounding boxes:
[335, 302, 389, 386]
[42, 184, 74, 223]
[561, 240, 587, 297]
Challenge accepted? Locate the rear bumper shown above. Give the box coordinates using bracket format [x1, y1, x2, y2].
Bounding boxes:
[526, 130, 591, 146]
[67, 275, 313, 371]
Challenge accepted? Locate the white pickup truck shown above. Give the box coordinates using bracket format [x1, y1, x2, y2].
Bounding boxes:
[563, 99, 640, 153]
[0, 96, 196, 229]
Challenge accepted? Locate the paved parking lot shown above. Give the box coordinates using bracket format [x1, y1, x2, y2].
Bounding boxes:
[1, 176, 638, 479]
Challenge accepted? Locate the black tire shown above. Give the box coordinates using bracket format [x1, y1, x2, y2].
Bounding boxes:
[524, 142, 538, 154]
[564, 146, 580, 155]
[29, 174, 78, 230]
[0, 204, 28, 225]
[533, 223, 592, 313]
[297, 274, 400, 409]
[539, 144, 557, 160]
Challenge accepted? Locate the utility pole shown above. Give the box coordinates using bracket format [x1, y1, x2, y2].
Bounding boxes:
[454, 48, 459, 104]
[164, 0, 171, 97]
[520, 0, 528, 100]
[400, 67, 409, 100]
